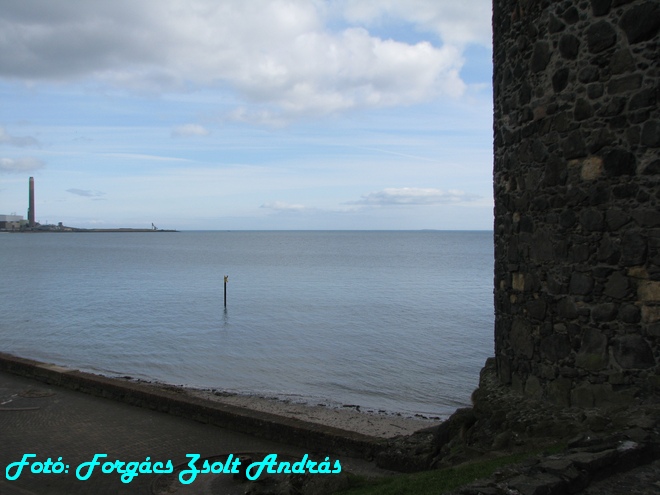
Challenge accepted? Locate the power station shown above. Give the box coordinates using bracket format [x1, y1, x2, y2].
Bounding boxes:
[0, 176, 176, 232]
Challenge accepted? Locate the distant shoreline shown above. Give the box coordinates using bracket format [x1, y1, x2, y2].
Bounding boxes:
[4, 228, 178, 233]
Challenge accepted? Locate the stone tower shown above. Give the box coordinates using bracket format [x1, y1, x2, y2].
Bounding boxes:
[493, 0, 659, 407]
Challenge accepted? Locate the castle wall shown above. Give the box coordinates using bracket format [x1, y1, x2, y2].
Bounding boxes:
[493, 0, 659, 406]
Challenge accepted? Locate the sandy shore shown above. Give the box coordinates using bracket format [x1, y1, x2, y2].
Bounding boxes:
[141, 381, 444, 439]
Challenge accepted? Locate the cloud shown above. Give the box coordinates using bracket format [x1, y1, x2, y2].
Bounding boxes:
[101, 153, 189, 162]
[335, 0, 492, 47]
[0, 157, 45, 173]
[0, 127, 40, 147]
[66, 188, 105, 198]
[0, 0, 476, 118]
[350, 187, 480, 206]
[260, 201, 310, 212]
[171, 124, 210, 138]
[228, 108, 292, 128]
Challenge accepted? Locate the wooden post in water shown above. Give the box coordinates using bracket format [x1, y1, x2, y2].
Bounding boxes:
[224, 275, 228, 308]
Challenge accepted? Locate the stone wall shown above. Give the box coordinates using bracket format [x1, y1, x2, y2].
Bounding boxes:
[493, 0, 659, 407]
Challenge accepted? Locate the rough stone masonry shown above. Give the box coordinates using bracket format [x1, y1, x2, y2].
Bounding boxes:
[492, 0, 659, 407]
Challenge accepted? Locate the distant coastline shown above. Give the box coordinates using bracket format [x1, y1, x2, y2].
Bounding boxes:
[5, 228, 178, 233]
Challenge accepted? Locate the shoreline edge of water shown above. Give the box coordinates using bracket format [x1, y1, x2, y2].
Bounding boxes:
[0, 352, 440, 459]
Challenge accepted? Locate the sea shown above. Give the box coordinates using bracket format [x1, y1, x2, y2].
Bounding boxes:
[0, 230, 494, 418]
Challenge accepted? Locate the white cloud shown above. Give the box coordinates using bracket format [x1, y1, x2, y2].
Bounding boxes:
[228, 108, 290, 128]
[335, 0, 492, 47]
[66, 188, 105, 198]
[261, 201, 310, 212]
[351, 187, 480, 206]
[0, 127, 40, 147]
[171, 124, 210, 138]
[100, 153, 189, 162]
[0, 0, 476, 119]
[0, 157, 45, 173]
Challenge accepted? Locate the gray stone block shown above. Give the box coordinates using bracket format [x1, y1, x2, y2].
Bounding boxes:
[527, 299, 547, 320]
[587, 20, 617, 53]
[592, 303, 618, 322]
[531, 41, 551, 72]
[578, 65, 599, 83]
[559, 34, 580, 59]
[603, 149, 636, 176]
[641, 120, 660, 147]
[642, 159, 660, 175]
[576, 328, 609, 370]
[579, 208, 604, 231]
[629, 88, 657, 112]
[620, 231, 647, 266]
[574, 98, 594, 121]
[571, 383, 595, 407]
[541, 333, 572, 362]
[591, 0, 612, 16]
[508, 473, 567, 495]
[607, 74, 643, 94]
[605, 209, 631, 230]
[570, 273, 594, 295]
[632, 210, 660, 228]
[547, 378, 572, 406]
[612, 335, 655, 369]
[558, 297, 579, 319]
[563, 449, 617, 471]
[524, 375, 543, 399]
[619, 304, 641, 323]
[604, 271, 629, 299]
[620, 2, 660, 43]
[511, 318, 535, 359]
[609, 48, 635, 74]
[563, 130, 587, 159]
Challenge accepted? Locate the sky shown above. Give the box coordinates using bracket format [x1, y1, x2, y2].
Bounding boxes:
[0, 0, 493, 230]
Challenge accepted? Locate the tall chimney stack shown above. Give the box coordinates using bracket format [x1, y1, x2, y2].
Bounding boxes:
[28, 176, 35, 227]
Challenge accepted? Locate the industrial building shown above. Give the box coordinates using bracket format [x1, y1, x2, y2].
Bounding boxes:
[0, 177, 36, 231]
[1, 176, 77, 231]
[0, 214, 25, 230]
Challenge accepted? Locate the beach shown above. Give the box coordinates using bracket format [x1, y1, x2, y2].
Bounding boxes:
[0, 350, 443, 445]
[145, 381, 444, 439]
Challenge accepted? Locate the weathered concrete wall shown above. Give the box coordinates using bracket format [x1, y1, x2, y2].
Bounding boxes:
[0, 352, 383, 459]
[493, 0, 659, 407]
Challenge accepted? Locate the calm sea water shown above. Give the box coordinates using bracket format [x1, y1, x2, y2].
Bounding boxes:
[0, 231, 493, 417]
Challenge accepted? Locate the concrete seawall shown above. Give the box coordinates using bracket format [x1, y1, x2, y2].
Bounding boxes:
[0, 352, 385, 460]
